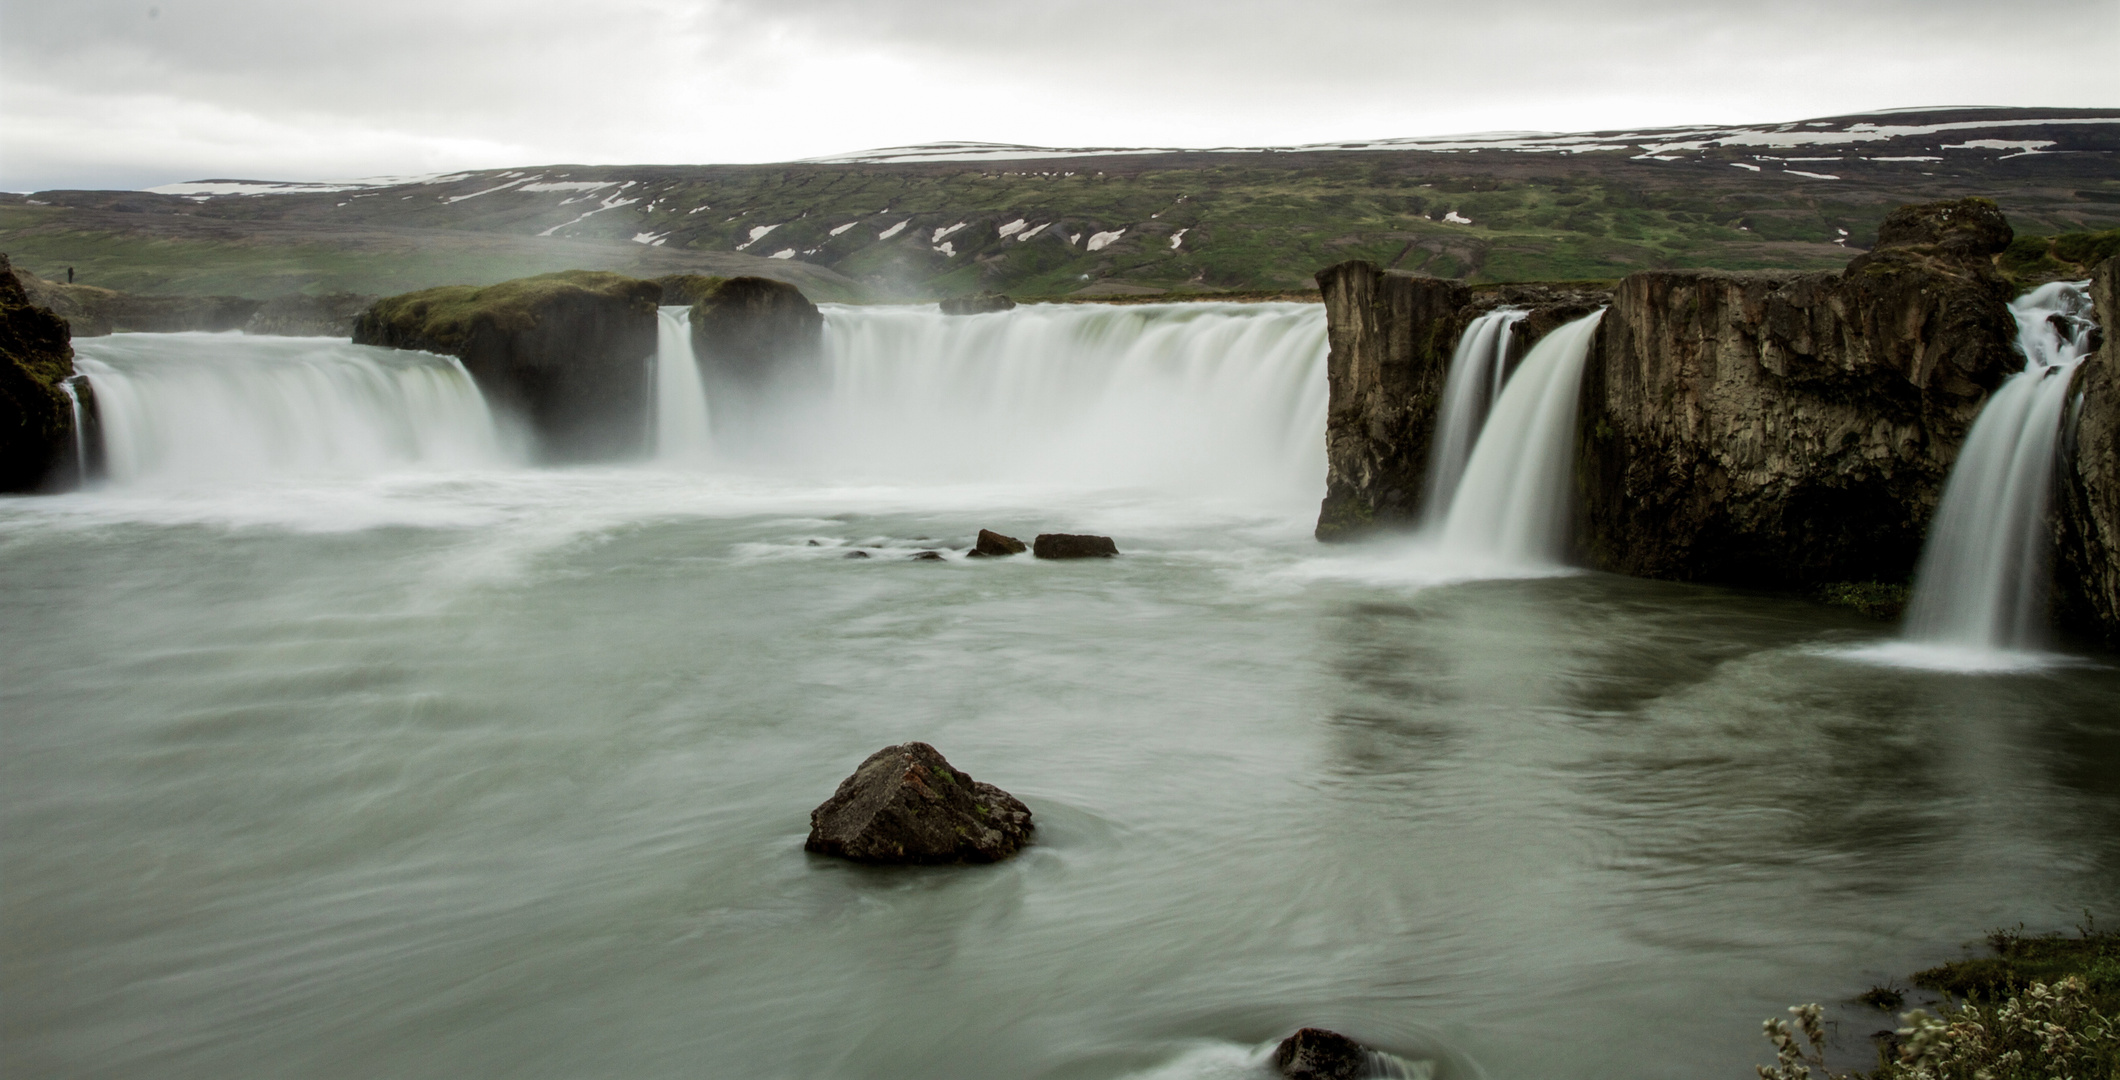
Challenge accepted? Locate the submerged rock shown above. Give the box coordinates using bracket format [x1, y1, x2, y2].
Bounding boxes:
[940, 291, 1016, 315]
[1033, 533, 1119, 559]
[804, 742, 1033, 864]
[353, 271, 661, 463]
[908, 550, 945, 561]
[843, 550, 872, 559]
[0, 254, 78, 492]
[966, 529, 1028, 557]
[1272, 1029, 1370, 1080]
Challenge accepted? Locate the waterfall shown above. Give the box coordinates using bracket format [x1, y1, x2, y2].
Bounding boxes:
[1435, 310, 1606, 565]
[742, 301, 1330, 508]
[58, 376, 87, 487]
[1423, 308, 1527, 521]
[1900, 281, 2098, 654]
[73, 333, 507, 485]
[654, 306, 714, 463]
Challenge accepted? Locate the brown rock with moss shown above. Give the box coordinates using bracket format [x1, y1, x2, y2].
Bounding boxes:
[352, 271, 661, 462]
[654, 273, 727, 307]
[804, 742, 1033, 864]
[1575, 198, 2021, 588]
[1272, 1029, 1371, 1080]
[2054, 256, 2120, 643]
[1, 253, 79, 492]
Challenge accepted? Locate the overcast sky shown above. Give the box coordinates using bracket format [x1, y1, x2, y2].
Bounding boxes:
[2, 0, 2114, 191]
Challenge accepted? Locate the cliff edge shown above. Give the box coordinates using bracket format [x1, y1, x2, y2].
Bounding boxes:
[1, 254, 78, 492]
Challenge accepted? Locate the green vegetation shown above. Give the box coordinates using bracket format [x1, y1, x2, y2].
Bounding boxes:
[1819, 581, 1913, 620]
[1999, 228, 2120, 285]
[1758, 919, 2120, 1080]
[360, 270, 658, 351]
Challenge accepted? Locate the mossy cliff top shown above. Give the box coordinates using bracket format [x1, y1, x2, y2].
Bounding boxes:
[356, 271, 660, 357]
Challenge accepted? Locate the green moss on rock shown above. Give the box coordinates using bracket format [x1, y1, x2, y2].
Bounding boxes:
[1, 253, 77, 492]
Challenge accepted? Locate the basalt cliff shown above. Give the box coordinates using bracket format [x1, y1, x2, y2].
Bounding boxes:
[1315, 199, 2115, 637]
[353, 271, 663, 462]
[1, 254, 81, 492]
[2055, 256, 2120, 642]
[1577, 198, 2021, 588]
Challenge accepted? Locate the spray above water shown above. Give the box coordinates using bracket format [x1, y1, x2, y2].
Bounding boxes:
[1892, 280, 2099, 662]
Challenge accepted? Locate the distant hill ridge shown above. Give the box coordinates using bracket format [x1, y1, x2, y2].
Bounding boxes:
[3, 107, 2114, 300]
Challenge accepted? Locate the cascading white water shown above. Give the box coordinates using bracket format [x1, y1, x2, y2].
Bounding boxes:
[58, 377, 87, 486]
[1423, 308, 1527, 521]
[1900, 280, 2098, 654]
[74, 333, 507, 485]
[654, 306, 714, 463]
[1435, 310, 1606, 565]
[759, 302, 1329, 510]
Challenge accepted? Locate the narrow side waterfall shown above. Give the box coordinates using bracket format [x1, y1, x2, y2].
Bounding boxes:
[1901, 281, 2098, 653]
[654, 306, 714, 463]
[58, 377, 87, 486]
[1423, 308, 1527, 521]
[74, 333, 507, 485]
[1436, 310, 1606, 564]
[777, 302, 1328, 510]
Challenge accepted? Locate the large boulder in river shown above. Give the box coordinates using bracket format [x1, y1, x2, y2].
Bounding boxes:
[1272, 1029, 1372, 1080]
[1033, 533, 1118, 559]
[806, 743, 1033, 864]
[0, 253, 78, 492]
[966, 529, 1027, 557]
[2055, 255, 2120, 643]
[352, 271, 660, 462]
[1574, 199, 2022, 589]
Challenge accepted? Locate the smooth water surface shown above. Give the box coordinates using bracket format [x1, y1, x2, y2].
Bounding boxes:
[4, 321, 2117, 1080]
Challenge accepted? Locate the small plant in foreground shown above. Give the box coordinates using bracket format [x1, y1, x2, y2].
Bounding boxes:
[1757, 978, 2120, 1079]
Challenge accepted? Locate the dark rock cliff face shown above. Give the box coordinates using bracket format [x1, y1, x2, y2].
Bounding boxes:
[1313, 262, 1609, 539]
[689, 276, 823, 440]
[2055, 256, 2120, 642]
[1577, 198, 2020, 587]
[1, 254, 78, 493]
[353, 271, 661, 462]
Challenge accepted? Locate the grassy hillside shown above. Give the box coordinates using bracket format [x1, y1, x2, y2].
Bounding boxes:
[6, 108, 2115, 301]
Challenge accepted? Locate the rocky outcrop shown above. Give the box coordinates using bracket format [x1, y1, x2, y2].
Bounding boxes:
[2054, 256, 2120, 642]
[1033, 533, 1118, 558]
[243, 292, 376, 337]
[1576, 198, 2021, 588]
[688, 276, 823, 439]
[654, 273, 727, 307]
[16, 272, 261, 337]
[1313, 262, 1610, 539]
[940, 291, 1016, 315]
[1, 254, 78, 492]
[353, 271, 661, 462]
[966, 529, 1027, 557]
[1272, 1029, 1371, 1080]
[804, 743, 1033, 864]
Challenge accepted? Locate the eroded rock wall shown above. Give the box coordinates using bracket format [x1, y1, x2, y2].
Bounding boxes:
[689, 276, 823, 442]
[1313, 262, 1610, 539]
[353, 271, 660, 462]
[1577, 199, 2020, 587]
[2055, 256, 2120, 642]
